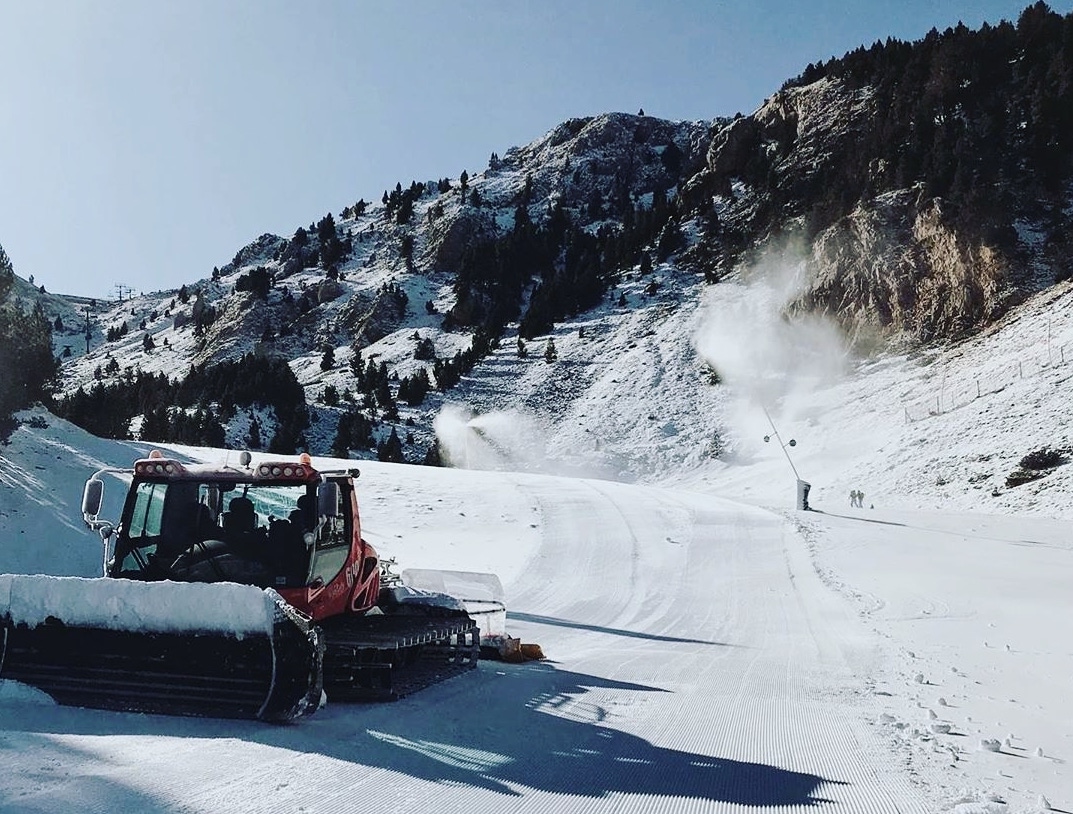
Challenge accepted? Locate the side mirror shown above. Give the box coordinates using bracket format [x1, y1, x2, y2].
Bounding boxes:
[82, 477, 105, 524]
[317, 481, 340, 519]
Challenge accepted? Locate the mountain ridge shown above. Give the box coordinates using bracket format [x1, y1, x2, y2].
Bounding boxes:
[2, 4, 1070, 478]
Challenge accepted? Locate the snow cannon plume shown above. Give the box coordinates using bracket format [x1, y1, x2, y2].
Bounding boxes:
[694, 241, 849, 436]
[433, 404, 548, 471]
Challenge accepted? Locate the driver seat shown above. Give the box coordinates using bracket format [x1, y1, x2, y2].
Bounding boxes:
[222, 496, 257, 534]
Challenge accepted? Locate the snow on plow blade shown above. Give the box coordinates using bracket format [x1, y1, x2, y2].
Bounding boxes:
[0, 575, 323, 722]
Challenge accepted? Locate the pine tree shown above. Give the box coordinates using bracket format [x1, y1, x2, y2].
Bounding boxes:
[544, 338, 558, 363]
[414, 336, 436, 360]
[330, 414, 352, 458]
[398, 369, 431, 406]
[140, 406, 170, 442]
[247, 416, 262, 449]
[197, 408, 226, 447]
[320, 346, 336, 371]
[0, 248, 59, 438]
[377, 427, 404, 463]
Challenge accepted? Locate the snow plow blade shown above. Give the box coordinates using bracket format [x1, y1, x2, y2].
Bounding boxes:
[0, 575, 323, 722]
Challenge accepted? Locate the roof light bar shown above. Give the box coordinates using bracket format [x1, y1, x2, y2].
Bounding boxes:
[134, 459, 186, 477]
[256, 462, 312, 479]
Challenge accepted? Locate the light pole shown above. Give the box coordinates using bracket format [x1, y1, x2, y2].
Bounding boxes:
[762, 405, 810, 511]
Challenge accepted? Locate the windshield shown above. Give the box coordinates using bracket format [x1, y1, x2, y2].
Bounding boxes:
[124, 481, 309, 542]
[114, 479, 349, 588]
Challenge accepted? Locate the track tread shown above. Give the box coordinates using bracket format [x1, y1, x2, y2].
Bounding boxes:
[318, 612, 479, 702]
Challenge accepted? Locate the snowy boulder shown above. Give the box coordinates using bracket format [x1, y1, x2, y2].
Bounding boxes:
[316, 279, 344, 304]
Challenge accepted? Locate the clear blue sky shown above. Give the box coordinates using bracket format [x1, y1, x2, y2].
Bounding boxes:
[0, 0, 1062, 299]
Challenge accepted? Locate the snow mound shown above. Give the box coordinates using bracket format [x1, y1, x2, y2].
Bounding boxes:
[0, 678, 56, 707]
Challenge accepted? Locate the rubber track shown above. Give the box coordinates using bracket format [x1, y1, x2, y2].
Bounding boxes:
[0, 613, 322, 722]
[318, 612, 479, 702]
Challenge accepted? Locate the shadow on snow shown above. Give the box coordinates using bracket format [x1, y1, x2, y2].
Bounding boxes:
[508, 611, 737, 647]
[2, 661, 841, 808]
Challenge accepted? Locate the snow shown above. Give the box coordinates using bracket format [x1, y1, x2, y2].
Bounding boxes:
[1, 575, 278, 637]
[3, 267, 1073, 811]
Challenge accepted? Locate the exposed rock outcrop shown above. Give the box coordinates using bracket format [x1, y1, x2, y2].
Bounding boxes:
[193, 293, 265, 366]
[338, 287, 406, 348]
[798, 193, 1011, 344]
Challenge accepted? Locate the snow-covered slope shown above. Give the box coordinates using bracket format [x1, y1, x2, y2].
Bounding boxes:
[42, 199, 1073, 524]
[43, 112, 711, 458]
[3, 271, 1073, 811]
[692, 271, 1073, 520]
[0, 408, 140, 577]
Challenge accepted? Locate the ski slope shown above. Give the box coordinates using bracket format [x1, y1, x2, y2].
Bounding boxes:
[3, 423, 1069, 812]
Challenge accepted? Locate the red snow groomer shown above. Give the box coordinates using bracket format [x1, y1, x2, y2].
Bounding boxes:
[0, 452, 506, 721]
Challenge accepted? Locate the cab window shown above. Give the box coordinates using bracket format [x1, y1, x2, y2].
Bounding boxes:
[114, 481, 167, 573]
[309, 483, 349, 585]
[128, 482, 165, 539]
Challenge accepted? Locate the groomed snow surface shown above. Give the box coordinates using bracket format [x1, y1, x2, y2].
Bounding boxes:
[3, 274, 1073, 812]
